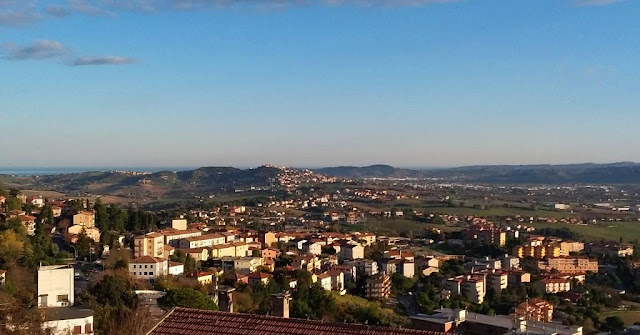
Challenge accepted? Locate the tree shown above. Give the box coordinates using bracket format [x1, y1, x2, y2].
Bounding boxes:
[158, 288, 218, 310]
[94, 198, 108, 232]
[603, 316, 625, 333]
[76, 231, 94, 261]
[0, 230, 30, 263]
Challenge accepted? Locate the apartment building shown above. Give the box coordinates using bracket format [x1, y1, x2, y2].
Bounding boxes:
[72, 211, 95, 227]
[366, 273, 391, 300]
[162, 228, 203, 247]
[38, 265, 74, 308]
[539, 277, 571, 293]
[179, 234, 226, 249]
[129, 256, 168, 280]
[537, 257, 598, 275]
[134, 232, 165, 258]
[515, 298, 554, 322]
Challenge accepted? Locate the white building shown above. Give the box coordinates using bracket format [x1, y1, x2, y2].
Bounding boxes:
[129, 256, 168, 280]
[168, 261, 185, 276]
[37, 265, 94, 335]
[38, 265, 74, 308]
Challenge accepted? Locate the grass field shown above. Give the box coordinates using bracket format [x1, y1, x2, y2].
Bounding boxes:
[528, 222, 640, 243]
[600, 310, 640, 326]
[342, 218, 462, 236]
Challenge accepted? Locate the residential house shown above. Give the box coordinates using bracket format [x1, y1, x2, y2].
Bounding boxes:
[129, 256, 168, 280]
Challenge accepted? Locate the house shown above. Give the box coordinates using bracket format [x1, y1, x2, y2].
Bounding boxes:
[168, 262, 184, 276]
[37, 265, 94, 335]
[515, 298, 554, 322]
[339, 244, 365, 260]
[234, 257, 263, 274]
[326, 270, 346, 295]
[149, 307, 448, 335]
[188, 271, 214, 285]
[19, 215, 37, 236]
[162, 228, 203, 247]
[129, 256, 168, 280]
[72, 211, 95, 227]
[231, 242, 249, 257]
[261, 248, 280, 260]
[38, 265, 74, 308]
[68, 225, 101, 243]
[171, 217, 188, 230]
[302, 241, 322, 255]
[248, 272, 272, 286]
[316, 273, 333, 291]
[180, 248, 209, 262]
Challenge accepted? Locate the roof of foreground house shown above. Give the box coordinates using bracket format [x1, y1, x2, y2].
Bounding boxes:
[148, 308, 449, 335]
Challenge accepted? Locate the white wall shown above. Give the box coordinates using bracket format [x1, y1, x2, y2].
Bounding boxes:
[38, 266, 74, 308]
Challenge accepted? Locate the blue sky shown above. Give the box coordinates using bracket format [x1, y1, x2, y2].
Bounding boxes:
[1, 0, 639, 168]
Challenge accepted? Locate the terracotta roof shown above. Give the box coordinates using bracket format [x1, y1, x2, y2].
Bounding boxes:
[149, 308, 448, 335]
[248, 272, 272, 280]
[131, 256, 166, 264]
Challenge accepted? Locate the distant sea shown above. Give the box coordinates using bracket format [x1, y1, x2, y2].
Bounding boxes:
[0, 167, 196, 176]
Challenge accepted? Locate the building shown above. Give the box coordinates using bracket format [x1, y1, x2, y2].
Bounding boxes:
[234, 257, 263, 274]
[72, 211, 95, 227]
[515, 298, 554, 322]
[585, 243, 634, 257]
[486, 271, 508, 293]
[38, 265, 74, 307]
[68, 225, 101, 243]
[149, 307, 447, 335]
[248, 272, 272, 286]
[462, 276, 485, 304]
[18, 215, 37, 236]
[537, 257, 598, 275]
[410, 309, 582, 335]
[539, 277, 571, 293]
[345, 259, 378, 277]
[171, 217, 188, 230]
[163, 229, 203, 247]
[41, 308, 94, 335]
[37, 265, 94, 335]
[316, 273, 333, 291]
[179, 234, 226, 249]
[339, 244, 365, 260]
[366, 273, 391, 300]
[302, 241, 322, 255]
[134, 232, 165, 258]
[0, 270, 5, 288]
[129, 256, 168, 280]
[168, 262, 184, 276]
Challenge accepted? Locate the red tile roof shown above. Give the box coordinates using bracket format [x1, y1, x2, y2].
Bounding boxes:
[149, 308, 448, 335]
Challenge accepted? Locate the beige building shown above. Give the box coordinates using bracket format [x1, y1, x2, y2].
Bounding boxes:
[339, 244, 365, 260]
[134, 232, 165, 258]
[515, 298, 554, 322]
[537, 257, 598, 275]
[487, 271, 508, 293]
[129, 256, 168, 280]
[462, 277, 485, 304]
[234, 257, 263, 274]
[68, 225, 101, 243]
[72, 211, 95, 227]
[539, 277, 571, 293]
[171, 218, 188, 230]
[19, 215, 37, 236]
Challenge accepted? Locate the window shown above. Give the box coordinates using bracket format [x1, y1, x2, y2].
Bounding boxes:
[73, 325, 82, 334]
[85, 323, 92, 333]
[144, 265, 148, 269]
[133, 265, 136, 269]
[144, 272, 148, 275]
[57, 295, 69, 302]
[149, 272, 154, 276]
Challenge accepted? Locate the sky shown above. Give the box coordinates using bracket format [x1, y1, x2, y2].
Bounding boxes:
[1, 0, 639, 169]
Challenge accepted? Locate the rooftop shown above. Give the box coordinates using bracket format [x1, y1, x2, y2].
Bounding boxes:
[149, 308, 447, 335]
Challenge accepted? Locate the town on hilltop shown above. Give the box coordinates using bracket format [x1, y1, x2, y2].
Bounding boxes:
[1, 169, 640, 335]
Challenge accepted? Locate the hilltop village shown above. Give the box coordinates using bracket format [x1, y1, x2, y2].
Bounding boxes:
[1, 167, 640, 335]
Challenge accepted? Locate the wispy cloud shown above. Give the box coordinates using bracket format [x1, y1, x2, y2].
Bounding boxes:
[575, 0, 627, 6]
[1, 39, 136, 66]
[1, 39, 70, 60]
[0, 0, 461, 27]
[71, 56, 136, 66]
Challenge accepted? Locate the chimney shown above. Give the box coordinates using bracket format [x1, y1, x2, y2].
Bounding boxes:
[217, 286, 236, 313]
[272, 292, 292, 318]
